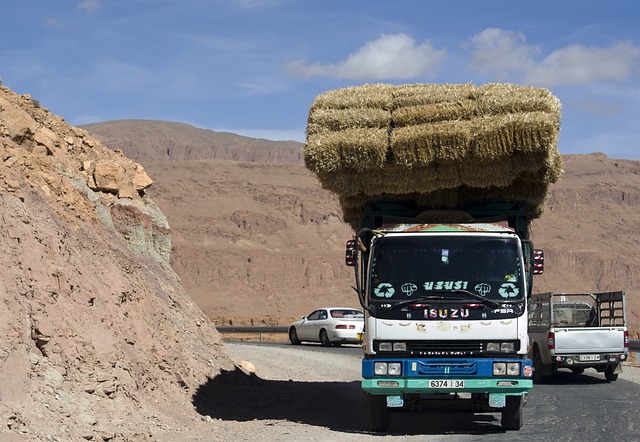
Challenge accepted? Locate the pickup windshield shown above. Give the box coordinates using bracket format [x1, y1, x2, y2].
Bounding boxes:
[368, 235, 524, 303]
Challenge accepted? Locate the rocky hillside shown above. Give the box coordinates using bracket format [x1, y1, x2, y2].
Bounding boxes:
[84, 121, 640, 330]
[81, 120, 303, 164]
[0, 87, 237, 440]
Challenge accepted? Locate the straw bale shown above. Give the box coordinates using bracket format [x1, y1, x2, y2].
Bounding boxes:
[304, 127, 388, 173]
[390, 112, 559, 168]
[309, 83, 394, 111]
[304, 82, 562, 228]
[392, 88, 560, 127]
[306, 107, 390, 135]
[392, 83, 478, 107]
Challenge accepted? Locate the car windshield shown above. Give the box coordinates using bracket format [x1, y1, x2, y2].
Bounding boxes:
[368, 235, 524, 302]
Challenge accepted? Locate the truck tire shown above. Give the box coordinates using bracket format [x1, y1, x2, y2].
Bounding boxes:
[319, 329, 332, 347]
[501, 395, 523, 431]
[366, 393, 390, 432]
[532, 348, 545, 384]
[604, 365, 619, 382]
[288, 327, 301, 345]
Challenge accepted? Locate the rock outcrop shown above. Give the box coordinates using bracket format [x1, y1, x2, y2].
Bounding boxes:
[0, 85, 235, 440]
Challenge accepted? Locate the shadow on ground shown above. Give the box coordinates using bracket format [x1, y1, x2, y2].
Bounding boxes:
[192, 368, 511, 436]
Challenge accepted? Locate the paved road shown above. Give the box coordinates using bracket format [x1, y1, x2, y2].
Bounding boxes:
[222, 342, 640, 441]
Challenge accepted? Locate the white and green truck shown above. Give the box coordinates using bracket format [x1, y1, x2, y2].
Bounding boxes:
[303, 83, 562, 432]
[346, 200, 539, 431]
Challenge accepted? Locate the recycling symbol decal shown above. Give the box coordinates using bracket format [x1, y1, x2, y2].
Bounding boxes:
[374, 283, 395, 298]
[498, 283, 519, 298]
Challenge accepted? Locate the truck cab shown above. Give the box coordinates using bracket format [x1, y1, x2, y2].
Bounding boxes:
[347, 200, 538, 431]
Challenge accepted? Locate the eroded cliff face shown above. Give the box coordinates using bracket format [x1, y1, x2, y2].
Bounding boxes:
[0, 87, 172, 265]
[0, 86, 234, 440]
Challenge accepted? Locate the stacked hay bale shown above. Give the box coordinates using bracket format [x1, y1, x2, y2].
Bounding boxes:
[303, 83, 562, 230]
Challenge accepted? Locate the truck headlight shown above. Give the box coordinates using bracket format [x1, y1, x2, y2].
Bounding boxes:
[487, 342, 515, 352]
[377, 342, 407, 352]
[506, 362, 520, 376]
[374, 362, 402, 376]
[388, 362, 402, 376]
[493, 362, 521, 376]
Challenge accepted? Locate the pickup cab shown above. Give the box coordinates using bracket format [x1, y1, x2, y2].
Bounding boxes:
[528, 291, 629, 382]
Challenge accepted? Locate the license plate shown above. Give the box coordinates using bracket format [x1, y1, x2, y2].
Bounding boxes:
[579, 354, 600, 362]
[429, 380, 465, 388]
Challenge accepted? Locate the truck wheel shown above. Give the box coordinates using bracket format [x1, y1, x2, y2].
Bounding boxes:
[319, 329, 332, 347]
[604, 365, 619, 382]
[532, 348, 545, 384]
[288, 327, 301, 345]
[366, 393, 390, 432]
[501, 395, 523, 431]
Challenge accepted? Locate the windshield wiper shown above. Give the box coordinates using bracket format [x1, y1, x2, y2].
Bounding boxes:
[386, 295, 449, 309]
[385, 291, 502, 309]
[436, 289, 502, 308]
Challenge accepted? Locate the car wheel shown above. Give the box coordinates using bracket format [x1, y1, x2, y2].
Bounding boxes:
[319, 329, 332, 347]
[366, 393, 390, 432]
[604, 365, 619, 382]
[501, 395, 523, 430]
[289, 327, 301, 345]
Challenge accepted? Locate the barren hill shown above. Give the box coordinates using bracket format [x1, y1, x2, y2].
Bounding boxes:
[81, 120, 303, 164]
[84, 121, 640, 330]
[0, 87, 238, 440]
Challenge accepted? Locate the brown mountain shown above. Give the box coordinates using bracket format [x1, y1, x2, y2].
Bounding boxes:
[83, 121, 640, 330]
[81, 119, 303, 163]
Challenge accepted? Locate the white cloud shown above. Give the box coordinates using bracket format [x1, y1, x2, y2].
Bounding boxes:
[287, 34, 447, 80]
[467, 28, 640, 86]
[467, 28, 538, 78]
[526, 42, 640, 86]
[77, 0, 101, 14]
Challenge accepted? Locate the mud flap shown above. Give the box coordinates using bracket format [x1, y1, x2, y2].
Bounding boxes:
[489, 393, 506, 408]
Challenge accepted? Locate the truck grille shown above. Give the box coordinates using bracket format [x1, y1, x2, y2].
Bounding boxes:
[409, 340, 483, 357]
[416, 359, 478, 376]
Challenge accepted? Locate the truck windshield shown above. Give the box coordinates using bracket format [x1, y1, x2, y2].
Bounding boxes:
[369, 235, 524, 303]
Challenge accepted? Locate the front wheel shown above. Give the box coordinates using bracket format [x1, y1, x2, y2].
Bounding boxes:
[288, 328, 301, 345]
[366, 393, 390, 432]
[319, 329, 332, 347]
[604, 365, 619, 382]
[501, 395, 524, 430]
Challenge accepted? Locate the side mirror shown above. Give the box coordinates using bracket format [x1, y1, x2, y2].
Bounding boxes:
[533, 249, 544, 275]
[345, 239, 357, 267]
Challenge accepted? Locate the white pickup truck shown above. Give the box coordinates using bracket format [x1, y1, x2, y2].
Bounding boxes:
[528, 291, 629, 382]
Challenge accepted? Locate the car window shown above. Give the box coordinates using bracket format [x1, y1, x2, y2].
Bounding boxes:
[306, 310, 321, 320]
[331, 309, 364, 318]
[319, 310, 328, 320]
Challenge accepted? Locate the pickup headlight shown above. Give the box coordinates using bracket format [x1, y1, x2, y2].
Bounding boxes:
[374, 362, 402, 376]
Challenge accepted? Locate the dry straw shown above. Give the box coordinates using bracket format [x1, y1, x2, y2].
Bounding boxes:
[303, 83, 562, 229]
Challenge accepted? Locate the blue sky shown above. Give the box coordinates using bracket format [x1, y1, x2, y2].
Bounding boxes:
[2, 0, 640, 159]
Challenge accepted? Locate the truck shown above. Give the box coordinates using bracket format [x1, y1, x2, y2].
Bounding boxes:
[528, 291, 629, 382]
[345, 199, 539, 431]
[303, 82, 562, 432]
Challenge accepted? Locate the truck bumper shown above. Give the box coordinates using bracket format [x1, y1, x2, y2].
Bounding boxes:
[362, 377, 532, 395]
